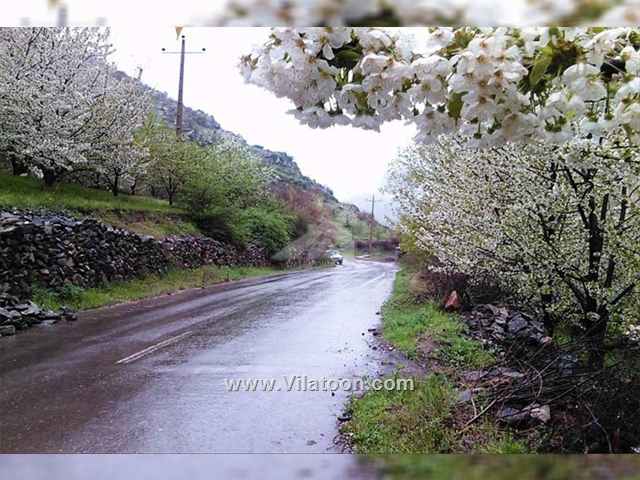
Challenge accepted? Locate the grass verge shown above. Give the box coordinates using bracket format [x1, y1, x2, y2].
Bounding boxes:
[28, 264, 328, 312]
[360, 456, 640, 480]
[0, 172, 180, 213]
[0, 173, 200, 237]
[340, 264, 529, 453]
[90, 210, 200, 238]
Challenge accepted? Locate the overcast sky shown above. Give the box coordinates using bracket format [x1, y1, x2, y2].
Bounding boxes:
[106, 28, 415, 205]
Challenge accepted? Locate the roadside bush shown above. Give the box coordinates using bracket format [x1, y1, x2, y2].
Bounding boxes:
[180, 139, 272, 216]
[191, 208, 243, 246]
[235, 207, 295, 258]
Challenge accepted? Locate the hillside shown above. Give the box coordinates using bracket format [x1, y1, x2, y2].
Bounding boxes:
[148, 87, 339, 205]
[116, 73, 396, 252]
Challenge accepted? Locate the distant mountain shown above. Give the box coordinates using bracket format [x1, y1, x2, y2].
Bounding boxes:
[148, 87, 339, 204]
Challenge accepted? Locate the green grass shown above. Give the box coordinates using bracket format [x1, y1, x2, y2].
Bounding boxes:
[331, 216, 395, 250]
[332, 220, 357, 246]
[342, 375, 457, 453]
[340, 263, 527, 454]
[341, 373, 526, 453]
[90, 210, 200, 238]
[0, 172, 200, 237]
[0, 172, 180, 213]
[361, 456, 640, 480]
[27, 264, 297, 312]
[382, 267, 497, 367]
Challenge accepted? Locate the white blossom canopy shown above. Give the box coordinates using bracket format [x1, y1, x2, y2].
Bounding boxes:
[210, 1, 640, 27]
[240, 27, 640, 147]
[0, 28, 151, 181]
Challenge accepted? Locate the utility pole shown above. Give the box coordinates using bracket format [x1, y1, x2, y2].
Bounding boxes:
[56, 2, 68, 26]
[161, 34, 206, 137]
[21, 2, 106, 26]
[365, 195, 382, 256]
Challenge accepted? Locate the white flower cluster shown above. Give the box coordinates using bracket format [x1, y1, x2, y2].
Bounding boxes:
[626, 325, 640, 343]
[241, 27, 640, 147]
[0, 28, 151, 185]
[211, 0, 640, 27]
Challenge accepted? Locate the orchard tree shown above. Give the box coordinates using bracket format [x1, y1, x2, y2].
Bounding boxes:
[0, 28, 110, 183]
[386, 136, 640, 367]
[0, 28, 151, 186]
[87, 70, 153, 196]
[342, 203, 359, 228]
[179, 138, 275, 244]
[181, 138, 273, 215]
[145, 123, 204, 206]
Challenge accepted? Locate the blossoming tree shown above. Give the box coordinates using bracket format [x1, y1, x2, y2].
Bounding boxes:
[86, 70, 153, 196]
[0, 28, 151, 187]
[386, 136, 640, 367]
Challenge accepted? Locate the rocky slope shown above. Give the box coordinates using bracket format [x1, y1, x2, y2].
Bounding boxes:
[148, 87, 339, 204]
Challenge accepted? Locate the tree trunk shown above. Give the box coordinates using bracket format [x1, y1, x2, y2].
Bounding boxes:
[587, 328, 607, 370]
[41, 167, 57, 187]
[168, 191, 174, 206]
[10, 156, 28, 176]
[540, 290, 555, 336]
[585, 307, 609, 370]
[111, 174, 119, 197]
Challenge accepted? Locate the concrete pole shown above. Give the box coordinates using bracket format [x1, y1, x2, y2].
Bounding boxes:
[56, 4, 68, 26]
[176, 36, 186, 136]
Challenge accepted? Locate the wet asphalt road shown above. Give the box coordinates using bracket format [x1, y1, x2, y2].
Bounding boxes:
[0, 259, 398, 453]
[0, 454, 383, 480]
[0, 454, 379, 480]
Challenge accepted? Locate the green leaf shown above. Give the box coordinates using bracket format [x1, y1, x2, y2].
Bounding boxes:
[448, 92, 464, 121]
[334, 50, 361, 70]
[530, 55, 553, 90]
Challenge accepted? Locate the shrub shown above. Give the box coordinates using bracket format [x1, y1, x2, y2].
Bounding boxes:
[235, 207, 295, 258]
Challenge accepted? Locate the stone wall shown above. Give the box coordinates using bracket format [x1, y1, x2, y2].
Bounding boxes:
[158, 235, 267, 270]
[0, 209, 267, 298]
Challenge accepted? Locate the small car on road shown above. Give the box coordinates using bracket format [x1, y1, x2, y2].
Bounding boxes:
[329, 250, 343, 265]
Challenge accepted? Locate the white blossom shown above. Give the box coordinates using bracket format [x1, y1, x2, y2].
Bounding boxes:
[206, 0, 640, 27]
[0, 28, 151, 187]
[240, 28, 640, 147]
[385, 133, 640, 342]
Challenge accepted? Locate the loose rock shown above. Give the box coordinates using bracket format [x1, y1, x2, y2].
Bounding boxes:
[443, 291, 462, 311]
[0, 325, 16, 336]
[528, 404, 551, 424]
[463, 371, 489, 382]
[498, 407, 528, 424]
[508, 314, 528, 334]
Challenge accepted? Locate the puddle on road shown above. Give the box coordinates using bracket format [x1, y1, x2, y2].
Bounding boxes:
[0, 455, 380, 480]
